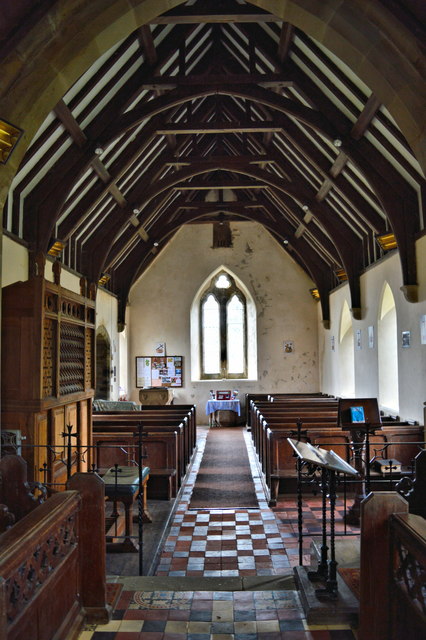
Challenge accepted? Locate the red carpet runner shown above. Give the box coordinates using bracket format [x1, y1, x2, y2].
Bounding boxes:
[189, 427, 258, 509]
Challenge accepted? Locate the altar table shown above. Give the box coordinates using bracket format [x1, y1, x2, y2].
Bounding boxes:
[206, 399, 241, 427]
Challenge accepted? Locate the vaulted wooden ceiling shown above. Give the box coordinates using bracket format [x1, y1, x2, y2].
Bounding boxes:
[3, 0, 425, 327]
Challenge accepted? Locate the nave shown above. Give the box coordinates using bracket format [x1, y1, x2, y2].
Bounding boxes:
[80, 427, 359, 639]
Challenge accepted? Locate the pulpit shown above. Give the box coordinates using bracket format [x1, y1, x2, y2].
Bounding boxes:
[339, 397, 382, 525]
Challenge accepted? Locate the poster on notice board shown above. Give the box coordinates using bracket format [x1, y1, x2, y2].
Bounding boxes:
[136, 356, 183, 388]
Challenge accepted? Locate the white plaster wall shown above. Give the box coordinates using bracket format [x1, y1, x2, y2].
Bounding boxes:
[2, 235, 28, 287]
[127, 222, 319, 421]
[319, 245, 426, 423]
[1, 237, 83, 295]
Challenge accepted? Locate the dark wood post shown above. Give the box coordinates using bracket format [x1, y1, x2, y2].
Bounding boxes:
[358, 492, 408, 640]
[67, 472, 111, 624]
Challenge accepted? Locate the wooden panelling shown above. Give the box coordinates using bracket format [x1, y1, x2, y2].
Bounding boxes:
[1, 274, 95, 488]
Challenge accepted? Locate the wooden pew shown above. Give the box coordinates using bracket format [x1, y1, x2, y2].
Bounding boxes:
[92, 428, 179, 499]
[245, 393, 269, 428]
[264, 424, 424, 505]
[93, 405, 196, 471]
[140, 404, 197, 454]
[250, 399, 339, 450]
[251, 409, 337, 470]
[265, 425, 345, 504]
[252, 405, 339, 460]
[93, 414, 187, 484]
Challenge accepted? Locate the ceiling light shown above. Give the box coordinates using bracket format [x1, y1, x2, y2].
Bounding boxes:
[0, 118, 22, 164]
[98, 273, 110, 286]
[333, 138, 342, 148]
[283, 239, 289, 245]
[302, 204, 309, 211]
[153, 242, 159, 247]
[47, 239, 65, 257]
[335, 268, 348, 281]
[133, 208, 139, 214]
[95, 146, 104, 155]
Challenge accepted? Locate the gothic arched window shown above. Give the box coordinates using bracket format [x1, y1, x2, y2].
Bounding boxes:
[200, 272, 247, 379]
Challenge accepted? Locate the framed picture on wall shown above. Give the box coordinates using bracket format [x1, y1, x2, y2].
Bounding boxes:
[155, 342, 166, 356]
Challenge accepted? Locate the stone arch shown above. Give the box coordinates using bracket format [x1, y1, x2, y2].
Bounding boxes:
[339, 300, 355, 397]
[377, 282, 399, 413]
[95, 325, 112, 399]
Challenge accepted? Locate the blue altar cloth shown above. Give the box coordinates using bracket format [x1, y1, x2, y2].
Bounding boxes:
[206, 399, 241, 416]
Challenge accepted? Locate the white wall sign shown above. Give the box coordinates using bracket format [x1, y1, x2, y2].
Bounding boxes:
[421, 315, 426, 345]
[356, 329, 362, 350]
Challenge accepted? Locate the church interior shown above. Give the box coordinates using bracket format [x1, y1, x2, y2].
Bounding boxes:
[0, 1, 425, 639]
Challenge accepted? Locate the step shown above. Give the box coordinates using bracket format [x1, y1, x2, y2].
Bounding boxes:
[111, 574, 296, 592]
[310, 536, 360, 569]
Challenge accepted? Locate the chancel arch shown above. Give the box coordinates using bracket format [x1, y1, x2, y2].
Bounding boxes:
[378, 282, 399, 414]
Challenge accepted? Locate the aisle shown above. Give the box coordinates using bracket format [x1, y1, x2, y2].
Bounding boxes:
[154, 427, 359, 578]
[78, 427, 358, 639]
[189, 427, 258, 509]
[155, 428, 297, 577]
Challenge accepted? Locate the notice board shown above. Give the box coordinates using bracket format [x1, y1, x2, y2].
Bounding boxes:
[136, 356, 183, 388]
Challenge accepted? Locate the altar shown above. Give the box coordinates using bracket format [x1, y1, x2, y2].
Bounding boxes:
[206, 399, 241, 427]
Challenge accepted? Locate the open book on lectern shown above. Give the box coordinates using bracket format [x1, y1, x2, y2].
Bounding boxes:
[287, 438, 359, 476]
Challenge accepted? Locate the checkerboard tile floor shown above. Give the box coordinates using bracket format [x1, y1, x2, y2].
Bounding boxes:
[79, 427, 359, 639]
[80, 589, 357, 639]
[155, 428, 359, 577]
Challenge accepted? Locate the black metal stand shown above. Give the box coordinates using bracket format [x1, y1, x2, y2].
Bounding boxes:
[314, 470, 338, 600]
[289, 436, 358, 605]
[135, 422, 147, 576]
[307, 466, 329, 582]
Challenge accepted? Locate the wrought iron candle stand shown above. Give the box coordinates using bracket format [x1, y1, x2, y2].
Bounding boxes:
[134, 422, 148, 576]
[288, 437, 359, 601]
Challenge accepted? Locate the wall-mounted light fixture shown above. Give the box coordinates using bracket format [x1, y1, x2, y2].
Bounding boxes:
[0, 118, 23, 164]
[309, 288, 320, 300]
[376, 232, 397, 251]
[47, 240, 65, 257]
[98, 273, 110, 286]
[335, 268, 348, 281]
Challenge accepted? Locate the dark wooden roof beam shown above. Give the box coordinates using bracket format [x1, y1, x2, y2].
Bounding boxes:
[138, 25, 158, 66]
[149, 1, 282, 25]
[156, 121, 282, 135]
[277, 23, 295, 65]
[351, 93, 382, 140]
[53, 100, 87, 148]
